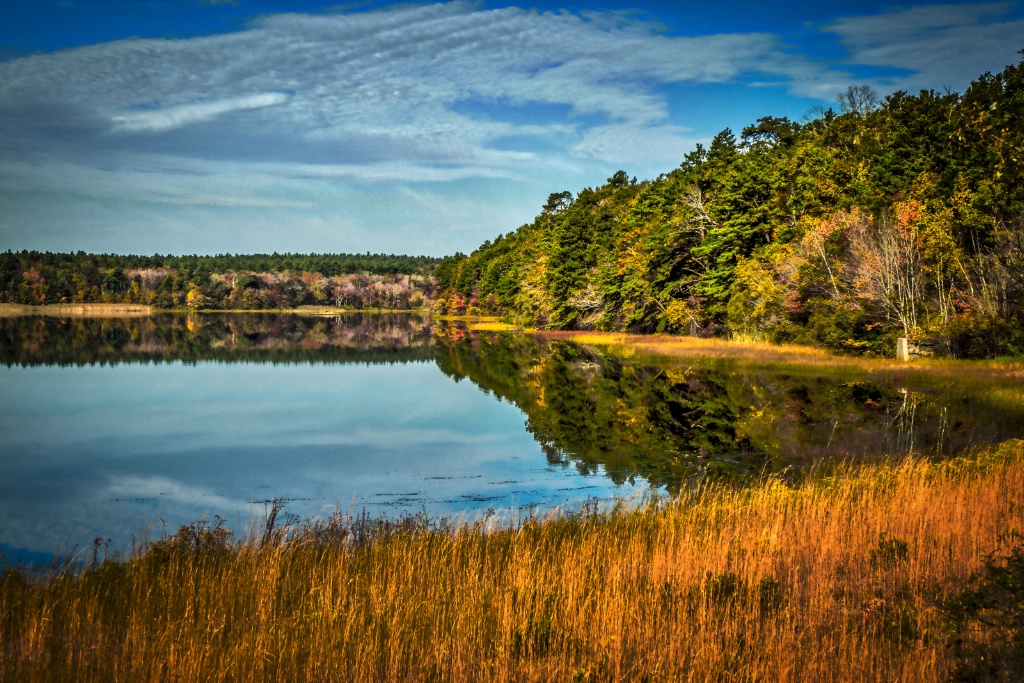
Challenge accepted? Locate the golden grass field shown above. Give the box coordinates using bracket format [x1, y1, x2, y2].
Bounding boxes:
[539, 330, 1024, 385]
[0, 303, 153, 318]
[2, 441, 1022, 682]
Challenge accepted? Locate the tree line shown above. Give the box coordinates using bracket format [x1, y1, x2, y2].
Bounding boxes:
[433, 55, 1024, 358]
[0, 251, 440, 310]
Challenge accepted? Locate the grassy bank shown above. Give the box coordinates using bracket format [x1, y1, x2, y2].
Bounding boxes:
[2, 441, 1023, 681]
[542, 330, 1024, 385]
[0, 303, 153, 318]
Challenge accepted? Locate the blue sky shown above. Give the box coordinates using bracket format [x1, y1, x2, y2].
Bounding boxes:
[1, 1, 1022, 256]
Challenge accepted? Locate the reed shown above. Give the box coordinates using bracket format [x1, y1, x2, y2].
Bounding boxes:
[2, 441, 1022, 682]
[542, 330, 1024, 384]
[469, 321, 521, 331]
[0, 303, 153, 318]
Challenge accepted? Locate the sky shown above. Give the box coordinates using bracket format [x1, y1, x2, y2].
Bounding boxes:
[1, 1, 1022, 257]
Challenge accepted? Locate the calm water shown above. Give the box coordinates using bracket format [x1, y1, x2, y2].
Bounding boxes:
[2, 312, 1022, 562]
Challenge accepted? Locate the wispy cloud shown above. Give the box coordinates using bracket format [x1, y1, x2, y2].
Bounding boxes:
[823, 2, 1024, 93]
[112, 92, 291, 132]
[0, 2, 813, 171]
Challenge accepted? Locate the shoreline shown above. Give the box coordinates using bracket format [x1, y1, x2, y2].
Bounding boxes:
[0, 302, 431, 317]
[3, 303, 1020, 381]
[535, 329, 1024, 384]
[0, 302, 154, 317]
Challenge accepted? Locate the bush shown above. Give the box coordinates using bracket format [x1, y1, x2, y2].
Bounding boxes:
[943, 539, 1024, 681]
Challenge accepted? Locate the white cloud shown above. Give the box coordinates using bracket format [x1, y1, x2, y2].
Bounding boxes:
[112, 92, 291, 132]
[570, 123, 705, 167]
[823, 2, 1024, 94]
[0, 2, 811, 167]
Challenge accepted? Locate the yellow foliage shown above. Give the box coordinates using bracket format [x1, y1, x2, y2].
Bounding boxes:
[185, 287, 208, 310]
[727, 250, 787, 334]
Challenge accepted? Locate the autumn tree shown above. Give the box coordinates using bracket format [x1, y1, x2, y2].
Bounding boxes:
[847, 204, 922, 337]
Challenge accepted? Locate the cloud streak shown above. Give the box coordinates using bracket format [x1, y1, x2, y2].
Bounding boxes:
[112, 92, 291, 132]
[824, 2, 1024, 93]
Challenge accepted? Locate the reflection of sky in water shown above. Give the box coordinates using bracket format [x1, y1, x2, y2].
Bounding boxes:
[0, 362, 650, 561]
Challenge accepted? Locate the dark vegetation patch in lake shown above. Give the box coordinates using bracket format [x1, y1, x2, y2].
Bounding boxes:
[1, 313, 1022, 562]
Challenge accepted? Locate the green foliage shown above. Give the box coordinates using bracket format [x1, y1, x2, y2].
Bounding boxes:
[943, 538, 1024, 681]
[869, 534, 910, 570]
[431, 55, 1024, 357]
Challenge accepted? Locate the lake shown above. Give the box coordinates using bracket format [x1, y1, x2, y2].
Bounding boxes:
[2, 312, 1022, 563]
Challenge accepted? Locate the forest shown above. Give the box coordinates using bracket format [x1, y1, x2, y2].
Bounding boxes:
[0, 251, 440, 311]
[433, 55, 1024, 358]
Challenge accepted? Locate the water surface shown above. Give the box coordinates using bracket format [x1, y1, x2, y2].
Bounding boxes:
[2, 313, 1021, 562]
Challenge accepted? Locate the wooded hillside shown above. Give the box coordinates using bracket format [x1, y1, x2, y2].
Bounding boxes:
[434, 55, 1024, 358]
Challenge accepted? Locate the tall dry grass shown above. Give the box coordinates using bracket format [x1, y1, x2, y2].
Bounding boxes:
[0, 303, 153, 318]
[2, 441, 1023, 682]
[542, 330, 1024, 385]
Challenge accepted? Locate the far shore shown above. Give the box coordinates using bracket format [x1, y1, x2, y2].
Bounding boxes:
[0, 303, 432, 318]
[0, 302, 154, 317]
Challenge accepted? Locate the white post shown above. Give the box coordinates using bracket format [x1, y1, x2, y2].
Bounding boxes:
[896, 337, 909, 361]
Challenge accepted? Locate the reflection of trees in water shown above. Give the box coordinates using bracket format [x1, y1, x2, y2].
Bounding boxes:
[891, 388, 919, 457]
[0, 313, 435, 366]
[889, 389, 963, 459]
[431, 330, 1024, 490]
[4, 315, 1021, 490]
[432, 331, 767, 490]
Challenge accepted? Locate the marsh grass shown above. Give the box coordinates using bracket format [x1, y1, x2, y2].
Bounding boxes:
[468, 321, 521, 331]
[543, 330, 1024, 385]
[2, 441, 1023, 682]
[0, 303, 153, 318]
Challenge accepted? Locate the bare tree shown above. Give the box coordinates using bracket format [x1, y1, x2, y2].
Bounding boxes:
[681, 185, 716, 242]
[800, 216, 843, 298]
[962, 219, 1024, 321]
[838, 85, 880, 117]
[567, 282, 604, 326]
[680, 185, 716, 274]
[848, 209, 921, 337]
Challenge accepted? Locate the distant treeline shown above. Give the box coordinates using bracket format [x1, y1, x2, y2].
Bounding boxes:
[0, 251, 440, 310]
[432, 55, 1024, 358]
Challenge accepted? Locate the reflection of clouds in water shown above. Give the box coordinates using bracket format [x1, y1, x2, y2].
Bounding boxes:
[1, 361, 508, 455]
[0, 454, 647, 560]
[292, 428, 522, 449]
[106, 475, 247, 510]
[0, 483, 262, 563]
[0, 359, 647, 558]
